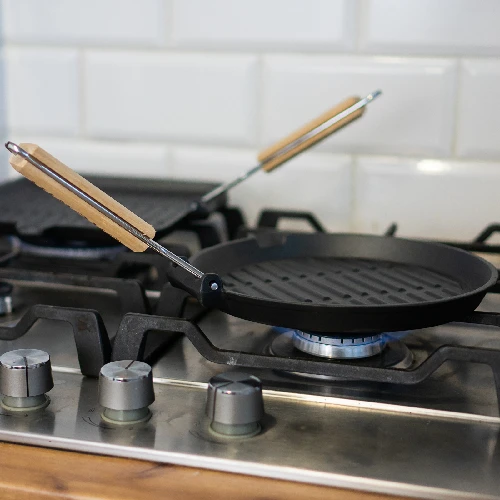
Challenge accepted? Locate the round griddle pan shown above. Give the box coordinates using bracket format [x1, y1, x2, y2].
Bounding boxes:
[8, 143, 497, 336]
[179, 233, 498, 335]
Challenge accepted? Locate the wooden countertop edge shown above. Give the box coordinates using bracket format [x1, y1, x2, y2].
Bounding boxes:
[0, 441, 408, 500]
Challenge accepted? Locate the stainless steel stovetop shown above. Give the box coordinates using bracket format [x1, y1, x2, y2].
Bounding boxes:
[0, 277, 500, 499]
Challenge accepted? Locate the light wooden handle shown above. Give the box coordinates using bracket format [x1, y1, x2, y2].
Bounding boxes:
[258, 96, 363, 172]
[9, 143, 155, 252]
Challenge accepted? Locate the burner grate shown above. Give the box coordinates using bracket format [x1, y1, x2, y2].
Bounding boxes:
[1, 283, 500, 413]
[111, 307, 500, 413]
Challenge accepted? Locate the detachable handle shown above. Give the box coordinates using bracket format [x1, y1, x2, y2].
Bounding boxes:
[200, 91, 381, 204]
[8, 143, 156, 252]
[6, 141, 224, 305]
[258, 96, 362, 172]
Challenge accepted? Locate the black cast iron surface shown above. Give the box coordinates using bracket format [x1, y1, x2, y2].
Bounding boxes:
[0, 177, 226, 244]
[183, 233, 498, 334]
[0, 304, 110, 377]
[222, 257, 464, 305]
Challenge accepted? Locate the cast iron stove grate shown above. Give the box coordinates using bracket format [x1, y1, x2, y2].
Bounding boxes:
[1, 295, 500, 409]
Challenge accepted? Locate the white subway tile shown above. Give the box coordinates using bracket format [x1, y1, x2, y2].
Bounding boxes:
[5, 48, 79, 136]
[6, 138, 169, 179]
[354, 157, 500, 240]
[261, 55, 457, 157]
[2, 0, 167, 46]
[0, 51, 6, 136]
[171, 146, 352, 231]
[172, 0, 356, 51]
[457, 60, 500, 159]
[360, 0, 500, 55]
[85, 52, 258, 146]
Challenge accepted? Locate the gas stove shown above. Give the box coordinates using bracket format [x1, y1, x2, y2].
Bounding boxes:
[0, 215, 500, 500]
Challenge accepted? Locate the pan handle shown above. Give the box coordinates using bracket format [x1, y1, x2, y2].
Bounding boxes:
[201, 91, 381, 204]
[5, 142, 226, 307]
[258, 92, 380, 172]
[166, 264, 223, 309]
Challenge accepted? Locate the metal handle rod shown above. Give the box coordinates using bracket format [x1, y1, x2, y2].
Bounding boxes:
[5, 142, 205, 280]
[201, 164, 262, 204]
[201, 90, 381, 204]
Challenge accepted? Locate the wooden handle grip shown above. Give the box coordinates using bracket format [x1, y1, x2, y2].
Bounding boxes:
[258, 96, 363, 172]
[9, 143, 155, 252]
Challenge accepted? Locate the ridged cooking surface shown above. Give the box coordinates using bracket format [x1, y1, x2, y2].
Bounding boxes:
[221, 257, 464, 306]
[0, 178, 218, 236]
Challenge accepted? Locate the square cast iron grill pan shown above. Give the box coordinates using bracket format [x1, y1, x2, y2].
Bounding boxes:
[0, 177, 226, 245]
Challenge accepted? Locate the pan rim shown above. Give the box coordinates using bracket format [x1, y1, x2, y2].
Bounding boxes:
[191, 232, 499, 312]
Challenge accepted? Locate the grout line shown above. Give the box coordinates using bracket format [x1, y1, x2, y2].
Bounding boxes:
[78, 49, 86, 139]
[4, 40, 500, 60]
[5, 131, 500, 166]
[354, 0, 366, 53]
[450, 58, 464, 159]
[255, 55, 266, 148]
[163, 0, 175, 48]
[349, 155, 358, 232]
[165, 142, 174, 176]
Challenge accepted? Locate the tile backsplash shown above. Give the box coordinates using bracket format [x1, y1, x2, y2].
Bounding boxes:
[1, 0, 500, 240]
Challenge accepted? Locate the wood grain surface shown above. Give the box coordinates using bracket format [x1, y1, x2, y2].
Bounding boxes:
[9, 143, 155, 252]
[0, 442, 406, 500]
[257, 96, 363, 172]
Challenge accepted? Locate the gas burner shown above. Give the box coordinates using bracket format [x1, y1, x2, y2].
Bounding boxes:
[292, 330, 385, 359]
[269, 330, 413, 380]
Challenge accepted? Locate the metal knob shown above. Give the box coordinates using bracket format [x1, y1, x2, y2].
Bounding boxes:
[98, 360, 155, 424]
[206, 372, 264, 436]
[0, 282, 13, 315]
[0, 349, 53, 411]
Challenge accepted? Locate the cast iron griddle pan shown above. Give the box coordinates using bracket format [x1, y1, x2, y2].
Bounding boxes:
[186, 232, 498, 334]
[0, 176, 224, 245]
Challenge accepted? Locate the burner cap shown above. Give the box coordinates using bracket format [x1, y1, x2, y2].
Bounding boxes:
[292, 330, 385, 359]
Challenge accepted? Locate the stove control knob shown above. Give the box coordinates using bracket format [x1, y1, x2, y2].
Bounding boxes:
[0, 349, 53, 411]
[98, 360, 155, 424]
[0, 282, 13, 316]
[206, 372, 264, 437]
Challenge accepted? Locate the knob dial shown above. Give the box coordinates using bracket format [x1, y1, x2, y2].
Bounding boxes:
[98, 360, 155, 424]
[0, 349, 53, 411]
[206, 372, 264, 436]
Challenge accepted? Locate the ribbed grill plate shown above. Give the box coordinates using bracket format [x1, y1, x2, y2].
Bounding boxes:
[0, 177, 223, 239]
[222, 257, 464, 306]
